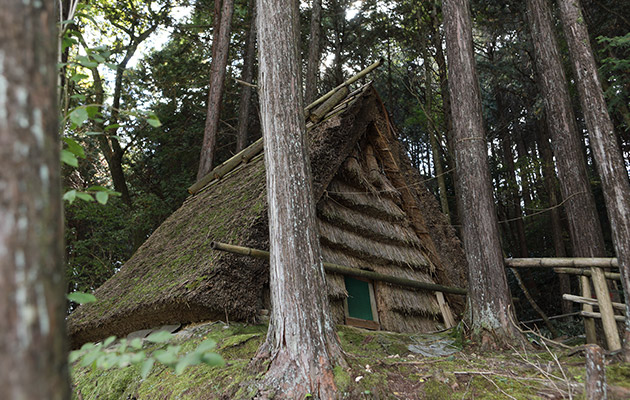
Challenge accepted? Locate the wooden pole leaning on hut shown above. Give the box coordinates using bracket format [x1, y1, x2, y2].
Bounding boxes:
[210, 241, 468, 296]
[504, 258, 618, 269]
[189, 60, 383, 195]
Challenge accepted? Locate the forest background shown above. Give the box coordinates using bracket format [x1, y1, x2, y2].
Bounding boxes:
[61, 0, 630, 325]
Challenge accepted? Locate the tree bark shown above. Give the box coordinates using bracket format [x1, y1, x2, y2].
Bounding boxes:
[304, 0, 322, 105]
[557, 0, 630, 359]
[0, 2, 70, 399]
[197, 0, 234, 180]
[235, 0, 256, 153]
[527, 0, 619, 348]
[443, 0, 524, 347]
[537, 116, 574, 315]
[255, 0, 345, 397]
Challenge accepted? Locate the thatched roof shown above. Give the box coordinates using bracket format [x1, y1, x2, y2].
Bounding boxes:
[68, 82, 468, 347]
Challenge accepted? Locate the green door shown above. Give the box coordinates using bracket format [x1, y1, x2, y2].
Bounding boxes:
[344, 276, 374, 321]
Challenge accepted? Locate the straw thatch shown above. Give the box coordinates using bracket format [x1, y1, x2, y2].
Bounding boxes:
[67, 83, 468, 347]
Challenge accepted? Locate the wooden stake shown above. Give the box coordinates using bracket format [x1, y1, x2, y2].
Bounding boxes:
[590, 267, 622, 350]
[585, 344, 606, 400]
[581, 276, 598, 345]
[436, 292, 456, 328]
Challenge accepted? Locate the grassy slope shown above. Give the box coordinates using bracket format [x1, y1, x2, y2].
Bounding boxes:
[72, 322, 630, 399]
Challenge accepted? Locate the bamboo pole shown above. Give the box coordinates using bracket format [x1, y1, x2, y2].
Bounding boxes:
[309, 86, 349, 123]
[563, 294, 626, 312]
[188, 138, 264, 194]
[211, 241, 468, 295]
[304, 59, 383, 113]
[553, 267, 621, 281]
[581, 275, 599, 345]
[505, 257, 618, 269]
[580, 311, 626, 322]
[590, 266, 622, 350]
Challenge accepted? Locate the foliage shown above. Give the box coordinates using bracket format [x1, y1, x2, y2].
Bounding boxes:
[69, 332, 224, 380]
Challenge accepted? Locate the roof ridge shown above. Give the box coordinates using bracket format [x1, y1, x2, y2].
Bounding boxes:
[188, 60, 383, 195]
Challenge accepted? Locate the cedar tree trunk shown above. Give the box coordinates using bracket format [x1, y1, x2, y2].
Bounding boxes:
[443, 0, 523, 347]
[558, 0, 630, 359]
[0, 2, 70, 398]
[304, 0, 322, 105]
[526, 0, 618, 347]
[235, 0, 257, 152]
[197, 0, 234, 180]
[255, 0, 345, 397]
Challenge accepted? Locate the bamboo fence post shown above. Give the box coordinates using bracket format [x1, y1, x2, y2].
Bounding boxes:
[553, 268, 621, 281]
[590, 267, 622, 350]
[585, 344, 606, 400]
[581, 275, 598, 344]
[562, 294, 626, 312]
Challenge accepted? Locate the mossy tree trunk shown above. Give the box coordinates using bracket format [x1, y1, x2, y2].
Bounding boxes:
[557, 0, 630, 359]
[443, 0, 524, 347]
[0, 2, 70, 398]
[254, 0, 345, 397]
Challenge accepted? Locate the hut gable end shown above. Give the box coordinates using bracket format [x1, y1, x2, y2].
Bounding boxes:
[67, 83, 468, 348]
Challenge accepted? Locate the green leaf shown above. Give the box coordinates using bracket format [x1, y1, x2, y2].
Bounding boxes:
[105, 123, 120, 131]
[85, 131, 103, 136]
[76, 55, 98, 68]
[201, 352, 225, 367]
[105, 63, 119, 70]
[129, 351, 146, 364]
[80, 349, 103, 367]
[62, 137, 85, 158]
[175, 352, 202, 375]
[75, 192, 94, 202]
[103, 336, 116, 347]
[147, 118, 162, 128]
[95, 191, 109, 205]
[153, 349, 178, 366]
[130, 338, 143, 350]
[196, 339, 217, 353]
[69, 107, 89, 126]
[61, 150, 78, 167]
[67, 292, 97, 304]
[70, 94, 86, 101]
[145, 331, 173, 343]
[92, 53, 106, 63]
[69, 350, 82, 364]
[86, 106, 99, 118]
[140, 358, 155, 379]
[70, 73, 89, 83]
[63, 190, 77, 204]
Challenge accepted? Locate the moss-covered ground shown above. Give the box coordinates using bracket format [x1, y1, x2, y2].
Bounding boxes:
[71, 322, 630, 399]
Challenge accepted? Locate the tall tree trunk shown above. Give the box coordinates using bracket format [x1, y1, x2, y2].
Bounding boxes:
[0, 2, 70, 398]
[197, 0, 235, 180]
[443, 0, 524, 347]
[527, 0, 619, 348]
[304, 0, 322, 105]
[537, 116, 573, 314]
[255, 0, 345, 396]
[515, 131, 535, 212]
[558, 0, 630, 359]
[235, 0, 257, 152]
[422, 45, 450, 220]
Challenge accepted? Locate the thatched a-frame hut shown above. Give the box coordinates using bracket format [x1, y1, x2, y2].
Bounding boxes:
[67, 81, 468, 348]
